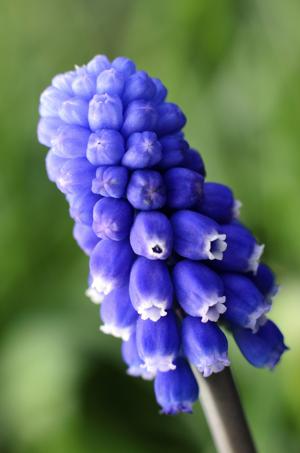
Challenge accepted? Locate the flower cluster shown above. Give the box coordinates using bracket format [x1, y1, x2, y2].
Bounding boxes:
[38, 55, 287, 414]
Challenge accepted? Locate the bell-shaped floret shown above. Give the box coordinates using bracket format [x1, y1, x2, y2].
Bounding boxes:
[182, 316, 230, 377]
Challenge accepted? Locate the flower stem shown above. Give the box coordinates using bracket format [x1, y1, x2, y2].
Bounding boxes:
[192, 367, 257, 453]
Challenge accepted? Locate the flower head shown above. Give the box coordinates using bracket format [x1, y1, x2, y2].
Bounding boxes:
[38, 54, 287, 414]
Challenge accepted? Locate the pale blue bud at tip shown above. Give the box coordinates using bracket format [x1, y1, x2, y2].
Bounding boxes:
[100, 285, 138, 341]
[127, 170, 166, 210]
[136, 310, 180, 373]
[222, 273, 271, 332]
[91, 166, 128, 198]
[129, 257, 173, 321]
[154, 357, 199, 414]
[88, 93, 123, 131]
[122, 131, 162, 169]
[89, 239, 135, 301]
[92, 198, 134, 241]
[112, 57, 136, 78]
[165, 167, 204, 209]
[86, 129, 125, 165]
[71, 69, 96, 100]
[171, 210, 227, 261]
[130, 211, 173, 260]
[232, 320, 288, 369]
[86, 54, 111, 75]
[121, 332, 155, 380]
[173, 261, 226, 322]
[96, 68, 125, 96]
[182, 316, 230, 377]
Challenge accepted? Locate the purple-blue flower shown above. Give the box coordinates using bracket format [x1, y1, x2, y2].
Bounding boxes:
[38, 54, 287, 414]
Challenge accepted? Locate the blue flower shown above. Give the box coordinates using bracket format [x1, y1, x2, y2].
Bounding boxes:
[231, 320, 288, 369]
[129, 257, 173, 321]
[136, 311, 180, 373]
[38, 54, 287, 414]
[182, 316, 230, 377]
[154, 357, 199, 414]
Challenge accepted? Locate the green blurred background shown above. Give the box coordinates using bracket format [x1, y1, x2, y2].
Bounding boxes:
[0, 0, 299, 451]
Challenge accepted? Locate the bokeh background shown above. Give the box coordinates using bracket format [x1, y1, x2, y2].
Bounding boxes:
[1, 0, 300, 451]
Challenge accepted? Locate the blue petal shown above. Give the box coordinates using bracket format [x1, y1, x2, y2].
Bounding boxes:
[136, 310, 180, 373]
[112, 57, 136, 78]
[122, 131, 162, 169]
[58, 97, 89, 127]
[123, 71, 156, 105]
[45, 149, 67, 182]
[151, 78, 168, 104]
[39, 86, 69, 117]
[71, 69, 96, 99]
[92, 198, 134, 241]
[89, 239, 135, 300]
[52, 70, 76, 95]
[88, 93, 123, 131]
[69, 191, 100, 225]
[173, 260, 226, 322]
[86, 55, 111, 75]
[214, 222, 264, 273]
[51, 125, 90, 158]
[158, 134, 188, 169]
[171, 210, 227, 260]
[92, 166, 129, 198]
[232, 320, 288, 369]
[130, 211, 173, 260]
[165, 167, 203, 209]
[156, 103, 186, 136]
[86, 129, 125, 165]
[222, 273, 271, 332]
[181, 148, 206, 176]
[96, 68, 125, 96]
[154, 357, 199, 414]
[182, 316, 230, 377]
[100, 285, 138, 341]
[56, 158, 95, 194]
[129, 257, 173, 321]
[73, 223, 99, 255]
[197, 182, 235, 224]
[37, 117, 63, 147]
[250, 263, 279, 300]
[121, 332, 155, 380]
[122, 100, 157, 136]
[127, 170, 166, 210]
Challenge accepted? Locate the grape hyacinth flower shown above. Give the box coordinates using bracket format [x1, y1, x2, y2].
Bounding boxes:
[38, 54, 287, 417]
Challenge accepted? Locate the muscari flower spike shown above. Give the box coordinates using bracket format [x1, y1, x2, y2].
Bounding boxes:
[38, 54, 288, 415]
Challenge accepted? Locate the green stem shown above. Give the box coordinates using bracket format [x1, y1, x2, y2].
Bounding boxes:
[192, 367, 257, 453]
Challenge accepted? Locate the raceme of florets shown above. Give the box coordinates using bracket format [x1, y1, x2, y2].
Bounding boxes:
[37, 54, 288, 415]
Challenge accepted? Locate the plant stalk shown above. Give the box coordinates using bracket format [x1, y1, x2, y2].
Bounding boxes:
[192, 367, 257, 453]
